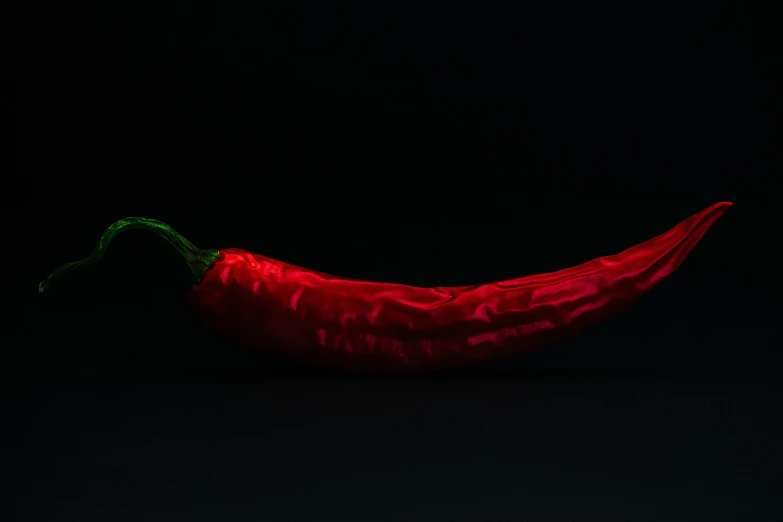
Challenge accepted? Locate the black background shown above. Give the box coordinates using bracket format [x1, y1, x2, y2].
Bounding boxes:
[11, 1, 780, 520]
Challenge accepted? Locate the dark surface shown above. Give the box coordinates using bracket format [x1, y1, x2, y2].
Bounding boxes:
[11, 1, 780, 520]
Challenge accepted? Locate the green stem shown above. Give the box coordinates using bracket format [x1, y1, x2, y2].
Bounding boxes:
[38, 217, 220, 293]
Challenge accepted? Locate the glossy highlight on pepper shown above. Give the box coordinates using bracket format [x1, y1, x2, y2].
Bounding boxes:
[40, 202, 732, 371]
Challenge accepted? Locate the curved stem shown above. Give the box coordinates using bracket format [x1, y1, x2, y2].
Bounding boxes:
[38, 217, 220, 293]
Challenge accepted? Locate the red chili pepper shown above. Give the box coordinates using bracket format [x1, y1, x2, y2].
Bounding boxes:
[40, 202, 731, 371]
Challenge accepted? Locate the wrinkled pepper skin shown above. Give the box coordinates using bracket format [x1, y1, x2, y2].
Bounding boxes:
[187, 202, 731, 371]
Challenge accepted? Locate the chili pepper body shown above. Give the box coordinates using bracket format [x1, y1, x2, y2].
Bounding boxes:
[186, 202, 731, 371]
